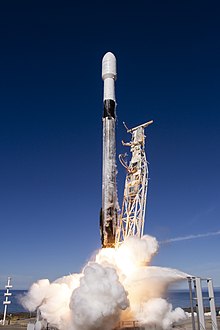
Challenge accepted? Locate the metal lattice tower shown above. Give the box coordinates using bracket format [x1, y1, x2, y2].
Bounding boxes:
[115, 120, 153, 246]
[2, 277, 12, 325]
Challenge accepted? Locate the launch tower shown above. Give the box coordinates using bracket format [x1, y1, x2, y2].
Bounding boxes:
[115, 121, 153, 246]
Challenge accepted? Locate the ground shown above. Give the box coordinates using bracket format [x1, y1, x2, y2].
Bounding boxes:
[0, 316, 219, 330]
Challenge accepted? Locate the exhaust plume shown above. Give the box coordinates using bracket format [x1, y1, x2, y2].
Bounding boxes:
[21, 235, 189, 330]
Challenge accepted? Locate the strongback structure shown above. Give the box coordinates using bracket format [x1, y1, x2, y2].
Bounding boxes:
[115, 121, 153, 246]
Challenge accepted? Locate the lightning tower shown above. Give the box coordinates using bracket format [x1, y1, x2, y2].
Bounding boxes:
[2, 277, 12, 325]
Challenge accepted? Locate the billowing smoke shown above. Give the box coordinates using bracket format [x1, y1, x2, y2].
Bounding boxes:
[21, 235, 189, 330]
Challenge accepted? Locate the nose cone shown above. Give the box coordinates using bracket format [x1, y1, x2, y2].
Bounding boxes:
[102, 52, 117, 80]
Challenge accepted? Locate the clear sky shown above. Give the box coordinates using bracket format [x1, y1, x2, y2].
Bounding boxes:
[0, 1, 219, 289]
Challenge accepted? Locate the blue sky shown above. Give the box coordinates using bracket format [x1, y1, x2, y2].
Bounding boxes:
[0, 1, 219, 289]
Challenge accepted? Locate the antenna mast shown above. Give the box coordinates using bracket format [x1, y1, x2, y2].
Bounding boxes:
[2, 277, 12, 325]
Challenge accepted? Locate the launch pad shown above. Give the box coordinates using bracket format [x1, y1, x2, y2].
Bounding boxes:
[115, 321, 145, 330]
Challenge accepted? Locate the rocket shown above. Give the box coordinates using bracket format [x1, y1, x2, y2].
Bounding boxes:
[100, 52, 118, 248]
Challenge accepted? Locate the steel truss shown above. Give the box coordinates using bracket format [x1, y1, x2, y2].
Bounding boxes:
[115, 120, 153, 246]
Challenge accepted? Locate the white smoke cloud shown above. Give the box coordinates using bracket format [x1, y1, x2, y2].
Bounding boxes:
[21, 275, 81, 328]
[21, 235, 189, 330]
[70, 263, 129, 330]
[135, 298, 187, 330]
